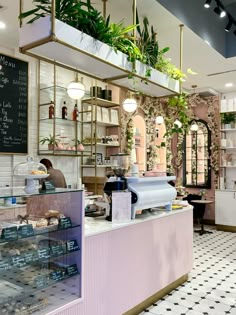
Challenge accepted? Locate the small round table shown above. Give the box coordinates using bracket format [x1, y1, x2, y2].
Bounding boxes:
[191, 200, 214, 235]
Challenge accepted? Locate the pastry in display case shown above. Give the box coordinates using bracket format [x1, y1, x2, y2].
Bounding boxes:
[0, 188, 83, 315]
[14, 156, 48, 194]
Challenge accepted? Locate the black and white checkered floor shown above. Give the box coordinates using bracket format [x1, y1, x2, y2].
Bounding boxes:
[140, 226, 236, 315]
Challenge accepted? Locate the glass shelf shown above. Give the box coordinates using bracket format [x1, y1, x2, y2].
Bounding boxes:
[0, 223, 81, 245]
[0, 268, 80, 305]
[39, 118, 81, 125]
[83, 143, 120, 147]
[220, 165, 236, 168]
[81, 165, 114, 168]
[40, 84, 90, 97]
[0, 188, 82, 199]
[220, 128, 236, 132]
[81, 120, 119, 127]
[82, 97, 119, 108]
[38, 150, 91, 156]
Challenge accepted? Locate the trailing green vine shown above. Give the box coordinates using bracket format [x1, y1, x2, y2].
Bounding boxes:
[125, 119, 135, 154]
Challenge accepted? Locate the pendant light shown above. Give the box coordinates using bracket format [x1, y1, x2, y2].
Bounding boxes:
[155, 116, 164, 125]
[190, 120, 199, 131]
[122, 92, 137, 113]
[67, 75, 85, 100]
[174, 119, 182, 128]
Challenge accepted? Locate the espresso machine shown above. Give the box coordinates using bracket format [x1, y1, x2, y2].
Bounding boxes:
[103, 153, 130, 221]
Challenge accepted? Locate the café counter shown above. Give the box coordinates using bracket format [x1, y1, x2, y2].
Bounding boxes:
[61, 206, 193, 315]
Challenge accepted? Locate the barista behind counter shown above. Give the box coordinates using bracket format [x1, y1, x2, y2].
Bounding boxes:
[40, 159, 67, 188]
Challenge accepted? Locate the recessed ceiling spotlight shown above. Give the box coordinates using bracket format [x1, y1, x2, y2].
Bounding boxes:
[0, 21, 6, 29]
[225, 83, 233, 87]
[205, 40, 210, 46]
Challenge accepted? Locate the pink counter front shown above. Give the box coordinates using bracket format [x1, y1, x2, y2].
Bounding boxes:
[56, 208, 193, 315]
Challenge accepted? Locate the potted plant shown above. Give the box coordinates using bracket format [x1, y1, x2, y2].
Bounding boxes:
[39, 134, 60, 150]
[19, 1, 180, 96]
[221, 113, 235, 129]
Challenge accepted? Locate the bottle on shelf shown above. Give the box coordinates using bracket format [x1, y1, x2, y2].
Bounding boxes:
[62, 101, 68, 119]
[72, 103, 79, 121]
[49, 101, 54, 119]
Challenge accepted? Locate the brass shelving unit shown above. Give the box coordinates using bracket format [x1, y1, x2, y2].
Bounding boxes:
[81, 92, 121, 194]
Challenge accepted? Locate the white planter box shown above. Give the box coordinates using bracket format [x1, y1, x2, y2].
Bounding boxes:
[19, 16, 179, 97]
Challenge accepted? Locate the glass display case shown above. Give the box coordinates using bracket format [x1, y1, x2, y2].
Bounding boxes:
[0, 188, 83, 315]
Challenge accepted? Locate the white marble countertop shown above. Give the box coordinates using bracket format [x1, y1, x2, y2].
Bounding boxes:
[84, 206, 192, 237]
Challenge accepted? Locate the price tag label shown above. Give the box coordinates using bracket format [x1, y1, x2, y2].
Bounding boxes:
[35, 275, 48, 288]
[51, 244, 65, 257]
[50, 270, 64, 281]
[66, 264, 79, 277]
[67, 240, 80, 253]
[0, 259, 11, 271]
[1, 226, 18, 241]
[58, 217, 72, 229]
[41, 180, 55, 191]
[38, 247, 50, 260]
[18, 224, 34, 238]
[24, 250, 38, 264]
[12, 255, 26, 268]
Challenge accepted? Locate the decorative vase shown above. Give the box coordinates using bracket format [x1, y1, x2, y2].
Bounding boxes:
[77, 144, 84, 151]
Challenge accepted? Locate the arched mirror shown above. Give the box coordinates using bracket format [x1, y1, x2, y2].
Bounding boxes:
[183, 119, 211, 188]
[132, 113, 146, 172]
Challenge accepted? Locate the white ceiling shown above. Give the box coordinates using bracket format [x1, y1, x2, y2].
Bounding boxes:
[1, 0, 236, 95]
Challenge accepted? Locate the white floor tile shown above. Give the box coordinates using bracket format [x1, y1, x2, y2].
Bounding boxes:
[148, 301, 188, 315]
[139, 227, 236, 315]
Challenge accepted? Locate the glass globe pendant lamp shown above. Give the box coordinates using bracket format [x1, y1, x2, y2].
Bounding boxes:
[122, 93, 137, 113]
[174, 119, 182, 128]
[67, 76, 85, 100]
[155, 116, 164, 125]
[190, 120, 199, 131]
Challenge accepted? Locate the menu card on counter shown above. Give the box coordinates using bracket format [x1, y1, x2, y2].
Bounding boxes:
[0, 53, 28, 153]
[112, 191, 131, 222]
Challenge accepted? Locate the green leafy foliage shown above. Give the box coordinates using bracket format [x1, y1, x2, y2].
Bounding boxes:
[164, 93, 190, 139]
[39, 134, 60, 145]
[19, 1, 186, 84]
[221, 112, 235, 124]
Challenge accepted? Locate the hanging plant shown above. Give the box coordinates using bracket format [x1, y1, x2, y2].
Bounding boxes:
[125, 119, 135, 154]
[163, 93, 190, 140]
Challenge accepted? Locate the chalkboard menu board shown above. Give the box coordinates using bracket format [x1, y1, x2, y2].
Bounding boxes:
[0, 53, 28, 153]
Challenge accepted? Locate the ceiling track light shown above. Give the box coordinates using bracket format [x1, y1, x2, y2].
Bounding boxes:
[204, 0, 212, 8]
[214, 6, 226, 18]
[225, 18, 233, 32]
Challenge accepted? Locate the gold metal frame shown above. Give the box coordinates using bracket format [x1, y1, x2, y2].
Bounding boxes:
[19, 0, 182, 97]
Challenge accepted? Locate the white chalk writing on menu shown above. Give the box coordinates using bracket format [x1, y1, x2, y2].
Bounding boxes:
[0, 54, 28, 153]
